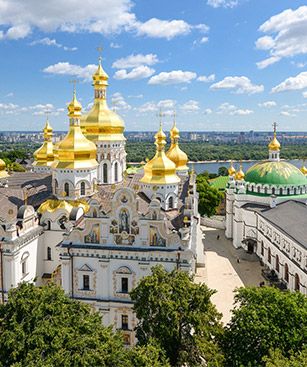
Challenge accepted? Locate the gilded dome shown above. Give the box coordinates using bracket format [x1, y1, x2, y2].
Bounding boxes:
[245, 161, 307, 186]
[140, 124, 180, 185]
[235, 165, 245, 181]
[166, 121, 188, 171]
[228, 161, 236, 176]
[33, 119, 55, 167]
[0, 159, 8, 178]
[268, 124, 281, 151]
[81, 58, 125, 142]
[53, 91, 97, 170]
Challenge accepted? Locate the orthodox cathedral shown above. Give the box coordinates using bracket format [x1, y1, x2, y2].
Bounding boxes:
[0, 56, 200, 345]
[225, 125, 307, 295]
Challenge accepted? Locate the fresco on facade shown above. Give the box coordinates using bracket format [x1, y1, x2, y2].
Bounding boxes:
[84, 224, 100, 243]
[149, 226, 166, 247]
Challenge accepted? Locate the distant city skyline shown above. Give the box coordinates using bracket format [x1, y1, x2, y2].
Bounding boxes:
[0, 0, 307, 131]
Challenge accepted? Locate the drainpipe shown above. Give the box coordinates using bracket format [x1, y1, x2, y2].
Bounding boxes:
[67, 242, 74, 298]
[0, 238, 5, 304]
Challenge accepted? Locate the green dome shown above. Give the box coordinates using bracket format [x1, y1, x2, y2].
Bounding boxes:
[245, 161, 307, 186]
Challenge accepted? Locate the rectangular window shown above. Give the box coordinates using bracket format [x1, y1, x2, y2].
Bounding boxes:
[83, 274, 90, 290]
[121, 277, 128, 293]
[121, 315, 128, 330]
[47, 247, 52, 261]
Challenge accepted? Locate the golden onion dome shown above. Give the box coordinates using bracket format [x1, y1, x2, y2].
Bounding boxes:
[235, 164, 245, 181]
[0, 159, 8, 178]
[53, 90, 98, 170]
[228, 161, 236, 176]
[166, 121, 188, 171]
[81, 57, 125, 142]
[268, 123, 280, 151]
[300, 165, 307, 175]
[140, 123, 180, 185]
[33, 119, 55, 167]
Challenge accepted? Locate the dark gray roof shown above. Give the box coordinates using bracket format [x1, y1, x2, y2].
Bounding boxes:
[259, 200, 307, 249]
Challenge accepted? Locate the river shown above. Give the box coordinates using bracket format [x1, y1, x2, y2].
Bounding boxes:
[188, 159, 305, 174]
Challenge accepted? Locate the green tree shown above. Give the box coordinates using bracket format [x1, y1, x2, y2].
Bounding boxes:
[0, 283, 128, 367]
[196, 175, 223, 217]
[130, 266, 224, 367]
[222, 287, 307, 367]
[10, 162, 26, 172]
[128, 340, 171, 367]
[217, 166, 228, 177]
[264, 348, 307, 367]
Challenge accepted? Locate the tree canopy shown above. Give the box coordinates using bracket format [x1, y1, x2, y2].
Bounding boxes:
[264, 348, 307, 367]
[130, 266, 224, 367]
[222, 287, 307, 367]
[196, 174, 223, 217]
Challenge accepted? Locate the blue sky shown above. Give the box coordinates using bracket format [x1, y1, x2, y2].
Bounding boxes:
[0, 0, 307, 132]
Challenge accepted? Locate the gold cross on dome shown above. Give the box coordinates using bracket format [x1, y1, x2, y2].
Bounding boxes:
[157, 108, 165, 127]
[97, 46, 103, 63]
[69, 79, 79, 95]
[45, 110, 51, 120]
[273, 121, 278, 133]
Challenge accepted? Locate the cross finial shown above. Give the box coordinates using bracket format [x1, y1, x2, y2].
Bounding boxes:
[45, 110, 51, 121]
[173, 109, 177, 125]
[273, 122, 277, 134]
[69, 79, 78, 97]
[97, 46, 103, 64]
[157, 108, 164, 128]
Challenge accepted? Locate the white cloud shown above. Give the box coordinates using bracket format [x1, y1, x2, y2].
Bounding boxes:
[111, 92, 131, 110]
[0, 102, 64, 116]
[180, 100, 200, 112]
[204, 108, 213, 115]
[0, 0, 206, 41]
[5, 92, 14, 98]
[113, 66, 155, 80]
[200, 36, 209, 44]
[43, 62, 97, 81]
[112, 53, 158, 68]
[258, 101, 277, 108]
[256, 6, 307, 68]
[137, 102, 158, 113]
[148, 70, 197, 85]
[303, 91, 307, 98]
[136, 18, 191, 40]
[110, 42, 122, 48]
[280, 111, 294, 117]
[128, 94, 143, 99]
[157, 100, 176, 109]
[197, 74, 215, 82]
[217, 102, 253, 115]
[30, 37, 77, 51]
[271, 72, 307, 93]
[210, 76, 264, 94]
[207, 0, 239, 8]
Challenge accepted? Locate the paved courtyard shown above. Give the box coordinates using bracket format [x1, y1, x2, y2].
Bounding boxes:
[195, 226, 265, 325]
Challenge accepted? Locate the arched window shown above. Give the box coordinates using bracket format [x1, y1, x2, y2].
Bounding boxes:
[168, 196, 174, 209]
[261, 241, 264, 256]
[114, 162, 118, 182]
[257, 186, 260, 193]
[64, 182, 69, 197]
[284, 263, 289, 283]
[275, 254, 279, 273]
[21, 252, 29, 277]
[294, 188, 297, 195]
[279, 188, 283, 196]
[80, 182, 86, 196]
[93, 209, 97, 218]
[295, 273, 300, 291]
[287, 187, 290, 195]
[272, 187, 275, 195]
[264, 187, 268, 195]
[47, 246, 52, 261]
[268, 247, 271, 264]
[103, 163, 108, 184]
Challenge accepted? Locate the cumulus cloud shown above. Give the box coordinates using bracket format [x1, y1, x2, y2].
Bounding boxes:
[258, 101, 277, 108]
[207, 0, 239, 8]
[180, 100, 200, 112]
[110, 42, 122, 48]
[204, 108, 213, 115]
[30, 37, 77, 51]
[271, 72, 307, 93]
[111, 92, 131, 110]
[157, 100, 176, 109]
[303, 91, 307, 98]
[210, 76, 264, 94]
[0, 0, 207, 41]
[0, 102, 64, 116]
[197, 74, 215, 82]
[217, 102, 253, 115]
[256, 6, 307, 68]
[43, 62, 97, 81]
[113, 66, 155, 80]
[148, 70, 197, 85]
[112, 53, 158, 68]
[137, 102, 158, 114]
